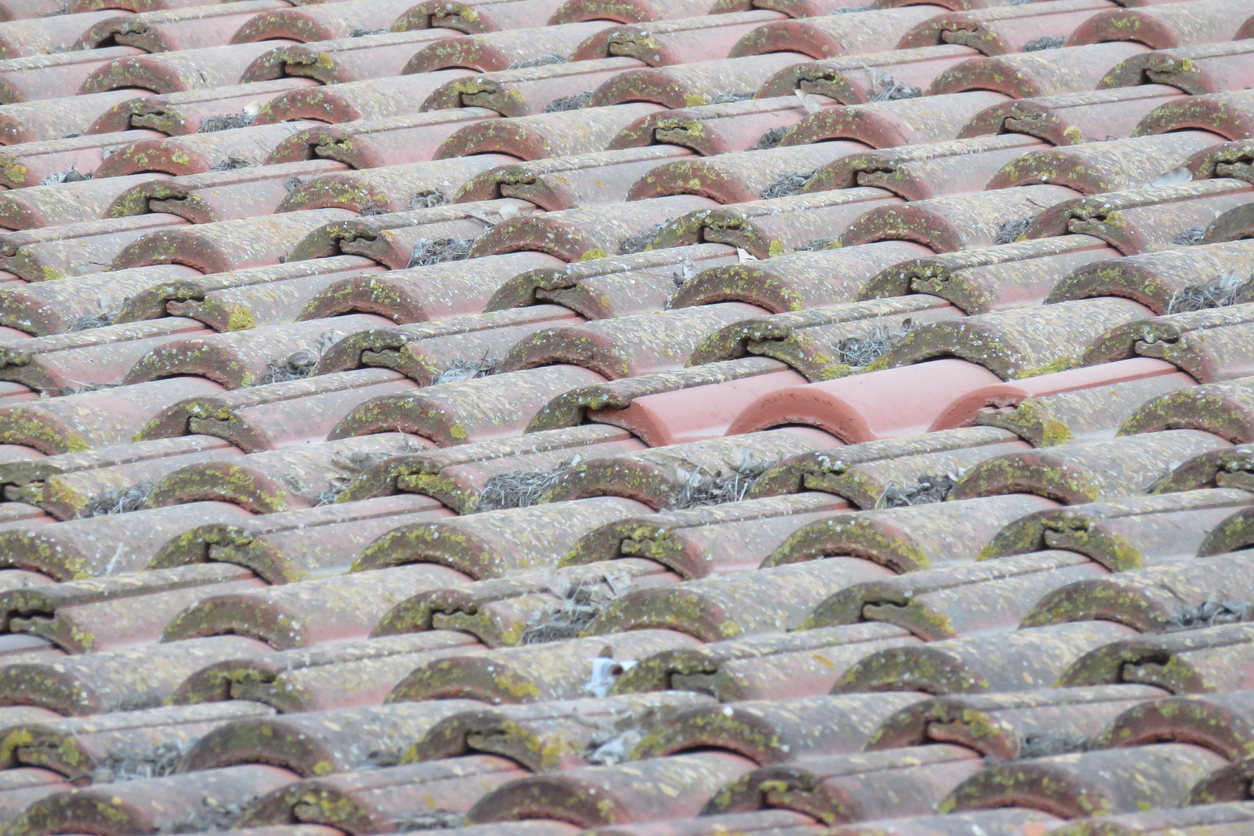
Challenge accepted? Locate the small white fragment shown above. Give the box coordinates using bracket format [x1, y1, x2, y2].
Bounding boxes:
[1149, 166, 1192, 188]
[585, 657, 636, 697]
[793, 89, 823, 114]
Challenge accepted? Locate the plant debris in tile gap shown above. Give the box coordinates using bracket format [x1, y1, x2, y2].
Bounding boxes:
[350, 27, 389, 36]
[67, 293, 127, 332]
[995, 217, 1035, 245]
[408, 237, 474, 267]
[1162, 598, 1249, 632]
[1023, 35, 1066, 51]
[583, 698, 676, 764]
[1166, 272, 1251, 313]
[835, 320, 915, 369]
[877, 472, 961, 509]
[752, 126, 791, 151]
[762, 170, 816, 199]
[668, 453, 778, 510]
[317, 442, 425, 505]
[521, 569, 635, 645]
[434, 353, 501, 384]
[85, 480, 157, 517]
[198, 113, 255, 133]
[1010, 731, 1095, 760]
[39, 166, 91, 185]
[867, 70, 922, 102]
[545, 90, 594, 113]
[511, 54, 567, 69]
[261, 331, 343, 386]
[618, 222, 668, 255]
[91, 739, 195, 783]
[475, 456, 583, 512]
[210, 154, 253, 171]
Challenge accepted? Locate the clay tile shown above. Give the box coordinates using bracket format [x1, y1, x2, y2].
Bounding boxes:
[329, 364, 607, 445]
[172, 631, 480, 711]
[807, 134, 1046, 200]
[1151, 440, 1254, 495]
[864, 236, 1115, 313]
[374, 558, 674, 646]
[538, 361, 801, 445]
[563, 492, 844, 578]
[271, 109, 495, 168]
[0, 701, 273, 782]
[1101, 692, 1254, 763]
[1025, 551, 1254, 633]
[253, 70, 474, 125]
[123, 314, 390, 389]
[703, 745, 982, 825]
[1137, 90, 1254, 141]
[0, 263, 184, 335]
[816, 810, 1068, 835]
[989, 132, 1225, 196]
[866, 685, 1163, 760]
[808, 550, 1105, 639]
[467, 752, 755, 828]
[501, 304, 765, 379]
[0, 89, 153, 146]
[1119, 376, 1254, 444]
[109, 161, 345, 225]
[840, 185, 1080, 253]
[290, 199, 534, 267]
[0, 213, 195, 283]
[424, 58, 642, 116]
[1070, 0, 1254, 50]
[876, 298, 1153, 380]
[0, 46, 141, 105]
[81, 42, 296, 96]
[1083, 288, 1254, 370]
[726, 359, 1016, 441]
[556, 0, 721, 24]
[410, 691, 709, 771]
[0, 768, 66, 820]
[151, 494, 451, 583]
[615, 622, 920, 700]
[395, 0, 569, 33]
[355, 495, 648, 577]
[633, 691, 925, 764]
[783, 91, 1007, 149]
[1050, 805, 1254, 836]
[748, 425, 1021, 498]
[459, 146, 694, 210]
[0, 10, 121, 59]
[691, 295, 953, 372]
[837, 620, 1138, 695]
[411, 20, 611, 72]
[1031, 179, 1254, 255]
[0, 129, 165, 188]
[389, 630, 699, 704]
[898, 0, 1113, 56]
[373, 557, 670, 643]
[109, 256, 373, 326]
[1190, 140, 1254, 187]
[764, 493, 1055, 571]
[234, 0, 429, 44]
[179, 700, 483, 776]
[6, 566, 262, 653]
[0, 373, 220, 450]
[0, 501, 249, 579]
[672, 243, 924, 313]
[0, 174, 162, 236]
[85, 0, 285, 50]
[1124, 319, 1254, 384]
[608, 97, 809, 156]
[587, 53, 804, 109]
[245, 31, 459, 86]
[1049, 240, 1254, 315]
[978, 364, 1196, 447]
[144, 434, 425, 513]
[928, 42, 1151, 98]
[757, 45, 975, 104]
[280, 155, 515, 215]
[114, 210, 351, 275]
[541, 428, 836, 509]
[241, 755, 530, 833]
[162, 564, 470, 649]
[0, 433, 239, 520]
[948, 744, 1227, 819]
[587, 558, 894, 640]
[467, 195, 717, 261]
[626, 143, 871, 204]
[441, 103, 658, 161]
[1102, 41, 1254, 95]
[731, 7, 942, 60]
[956, 430, 1232, 505]
[1060, 621, 1254, 693]
[489, 244, 734, 317]
[90, 80, 316, 138]
[573, 12, 778, 66]
[0, 634, 270, 714]
[961, 85, 1184, 145]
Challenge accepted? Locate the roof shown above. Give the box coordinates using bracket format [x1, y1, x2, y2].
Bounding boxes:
[0, 0, 1253, 833]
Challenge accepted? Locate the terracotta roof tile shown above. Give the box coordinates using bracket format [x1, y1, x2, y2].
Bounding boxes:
[1060, 622, 1254, 693]
[899, 0, 1114, 56]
